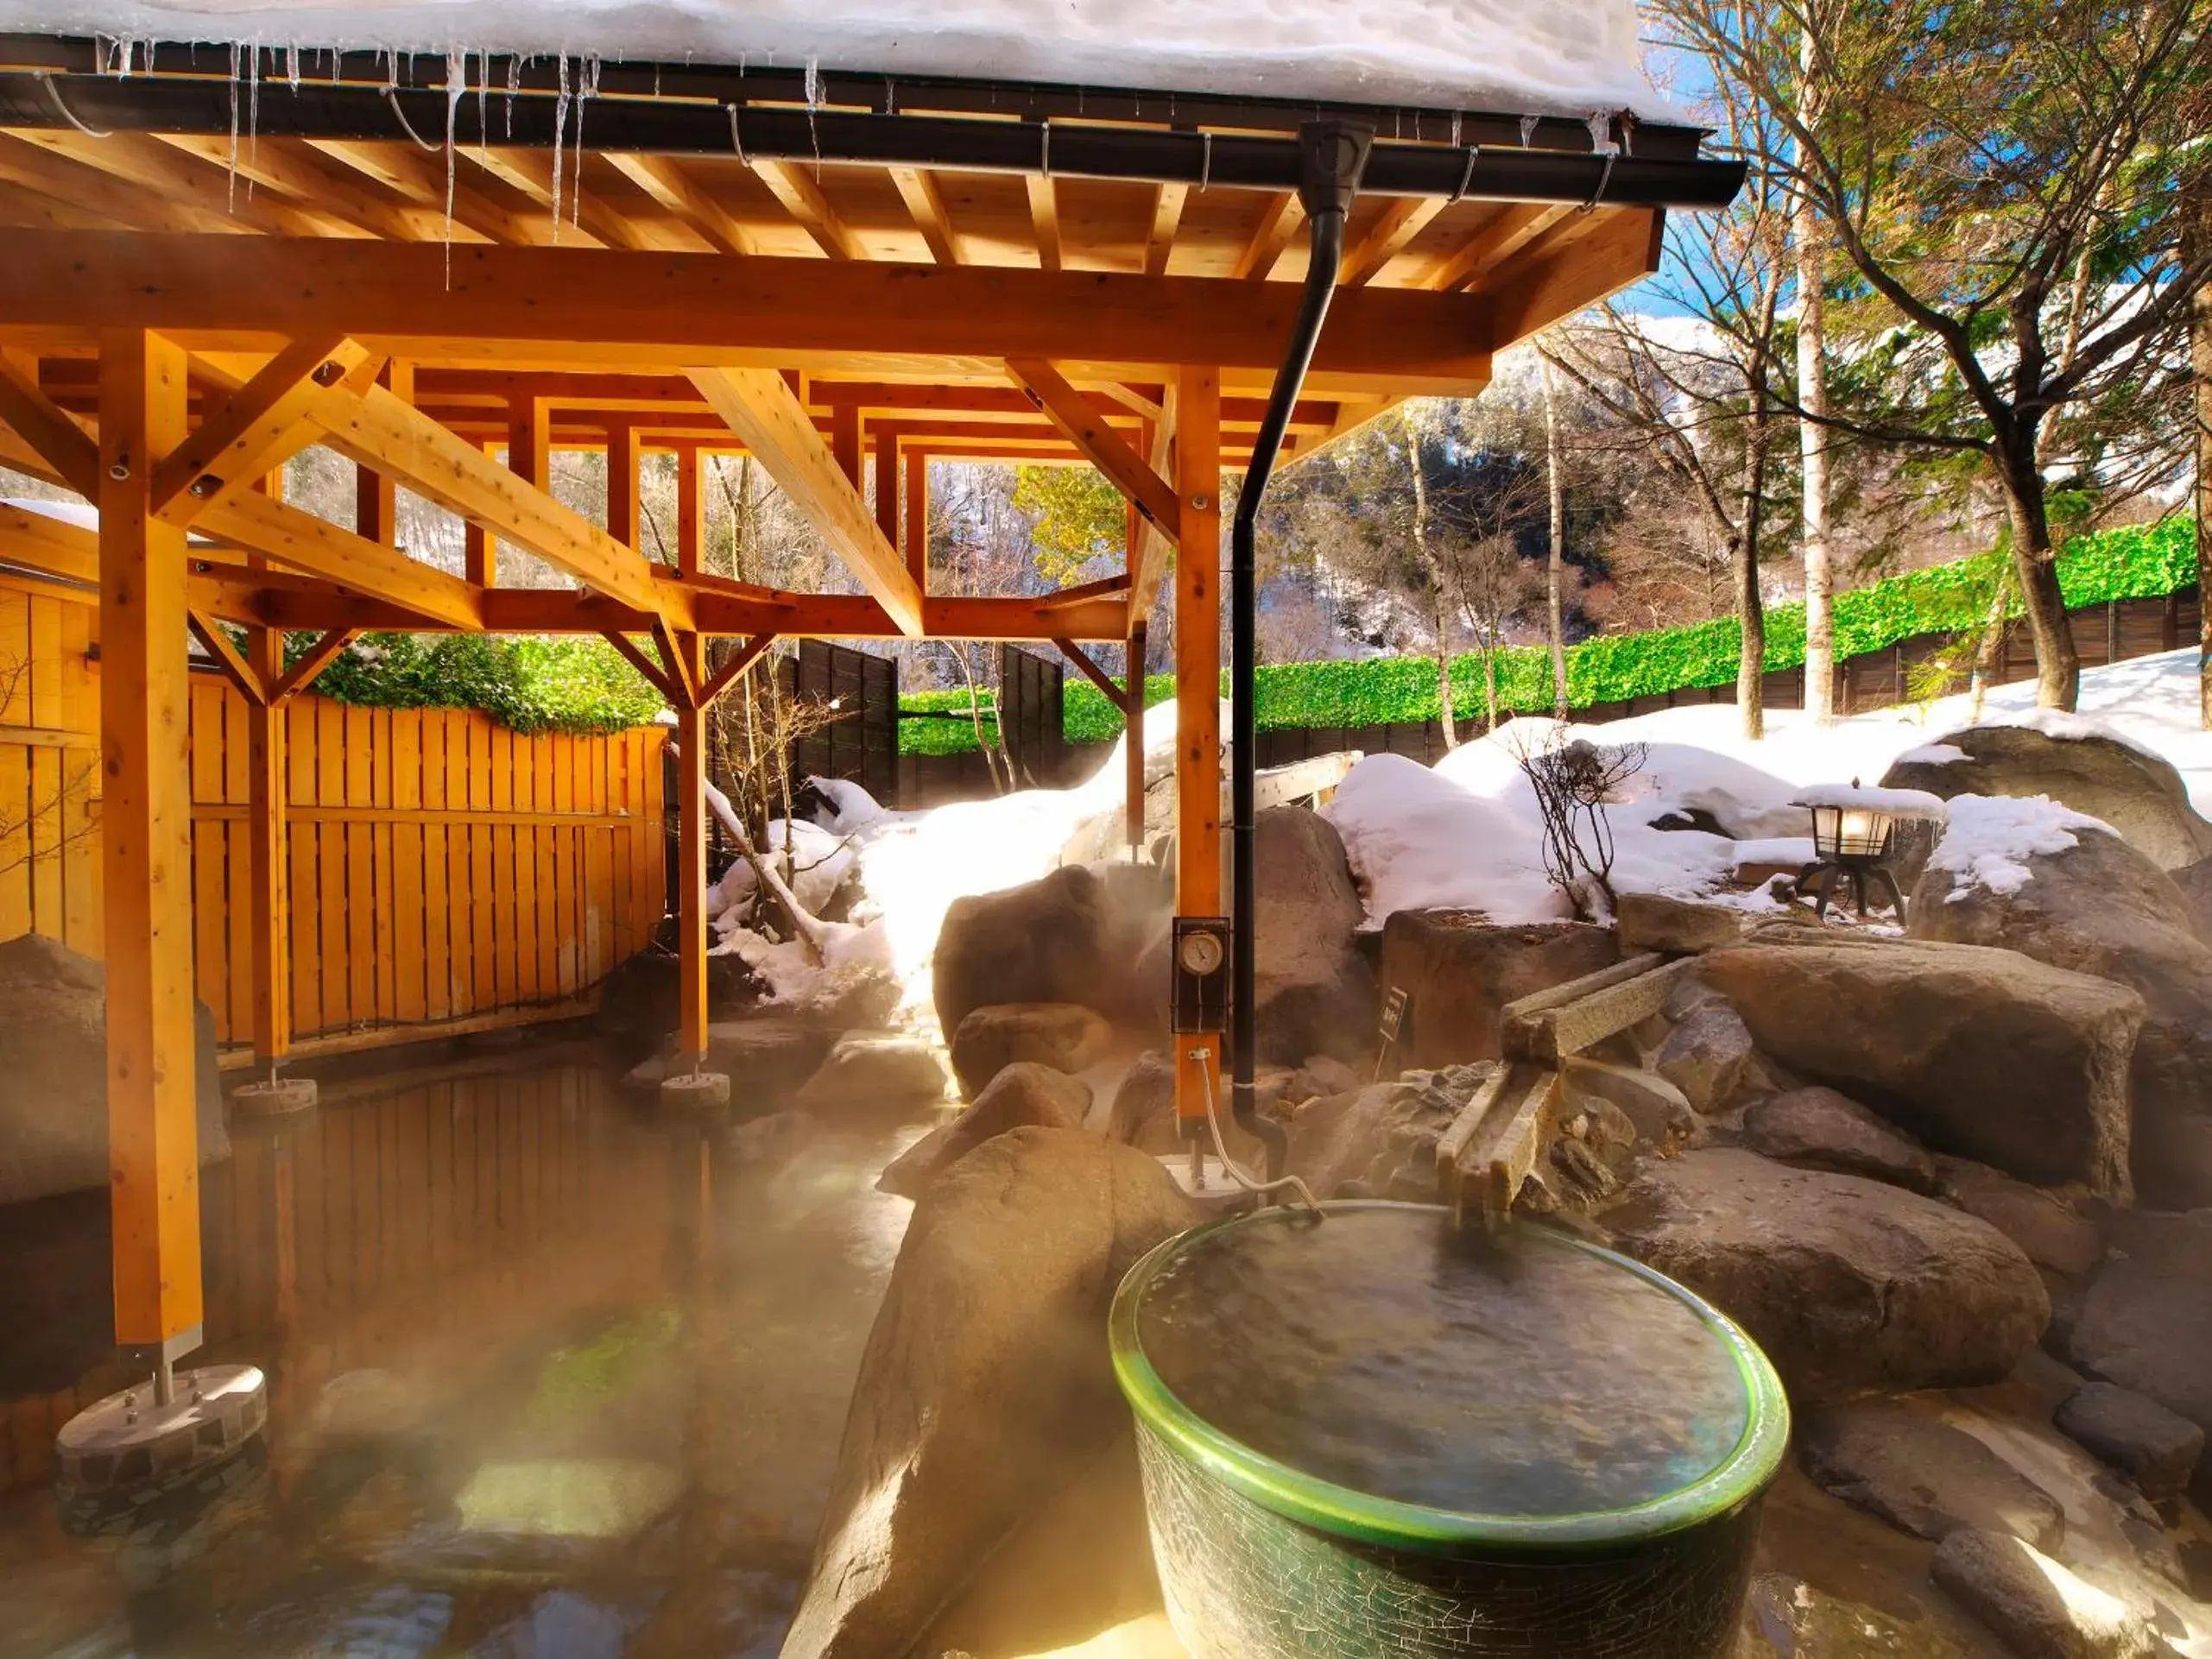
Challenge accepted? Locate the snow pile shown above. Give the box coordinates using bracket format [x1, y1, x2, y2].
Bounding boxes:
[17, 0, 1667, 117]
[1322, 752, 1567, 925]
[1924, 795, 2114, 901]
[1792, 782, 1948, 818]
[1897, 742, 1970, 766]
[1978, 705, 2170, 766]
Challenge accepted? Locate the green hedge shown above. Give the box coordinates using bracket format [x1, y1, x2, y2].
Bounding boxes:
[303, 633, 663, 735]
[899, 517, 2196, 755]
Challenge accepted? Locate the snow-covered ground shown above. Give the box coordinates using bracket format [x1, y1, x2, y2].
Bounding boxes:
[724, 649, 2212, 1006]
[1323, 647, 2212, 930]
[9, 0, 1665, 118]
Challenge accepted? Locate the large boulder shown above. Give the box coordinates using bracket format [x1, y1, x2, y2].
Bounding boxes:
[2052, 1382, 2205, 1503]
[1251, 806, 1378, 1064]
[1930, 1529, 2163, 1659]
[876, 1063, 1093, 1199]
[1698, 932, 2142, 1198]
[1377, 913, 1618, 1070]
[1935, 1158, 2103, 1279]
[782, 1128, 1197, 1659]
[1606, 1150, 2050, 1404]
[795, 1031, 951, 1115]
[1881, 720, 2212, 873]
[1652, 1000, 1754, 1113]
[703, 1017, 837, 1099]
[1909, 816, 2212, 1208]
[1799, 1402, 2064, 1549]
[932, 863, 1170, 1039]
[2065, 1240, 2212, 1494]
[948, 1002, 1111, 1101]
[0, 932, 230, 1206]
[1741, 1087, 1938, 1193]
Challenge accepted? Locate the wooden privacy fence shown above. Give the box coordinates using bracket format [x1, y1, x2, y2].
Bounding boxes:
[1, 585, 669, 1056]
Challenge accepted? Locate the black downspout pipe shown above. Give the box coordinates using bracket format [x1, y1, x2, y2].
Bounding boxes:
[1231, 120, 1373, 1183]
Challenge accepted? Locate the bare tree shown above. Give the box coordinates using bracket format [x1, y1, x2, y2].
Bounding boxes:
[1538, 347, 1572, 716]
[1515, 732, 1648, 923]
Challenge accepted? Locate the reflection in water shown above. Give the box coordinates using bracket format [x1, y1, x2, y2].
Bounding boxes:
[0, 1057, 920, 1659]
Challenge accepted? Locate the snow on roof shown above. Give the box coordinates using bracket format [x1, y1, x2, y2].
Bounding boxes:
[1792, 782, 1949, 819]
[1926, 793, 2113, 902]
[17, 0, 1667, 118]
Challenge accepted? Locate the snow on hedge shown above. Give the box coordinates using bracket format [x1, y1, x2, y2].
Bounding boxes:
[1925, 795, 2114, 901]
[24, 0, 1664, 116]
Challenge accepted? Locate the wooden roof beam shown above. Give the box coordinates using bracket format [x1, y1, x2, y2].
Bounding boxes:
[0, 348, 98, 496]
[196, 489, 484, 629]
[0, 234, 1496, 393]
[154, 337, 374, 526]
[686, 366, 926, 636]
[1006, 358, 1179, 534]
[752, 159, 862, 260]
[1488, 209, 1664, 350]
[890, 167, 961, 266]
[606, 154, 756, 255]
[0, 177, 131, 234]
[301, 377, 671, 616]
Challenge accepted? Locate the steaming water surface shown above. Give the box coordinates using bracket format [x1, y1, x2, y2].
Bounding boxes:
[1138, 1208, 1752, 1518]
[0, 1056, 919, 1659]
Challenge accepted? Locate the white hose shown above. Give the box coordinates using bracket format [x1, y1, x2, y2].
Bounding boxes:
[1191, 1047, 1324, 1216]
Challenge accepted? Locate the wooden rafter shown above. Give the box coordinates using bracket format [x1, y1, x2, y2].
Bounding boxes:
[21, 129, 336, 238]
[1144, 182, 1188, 279]
[1130, 382, 1179, 609]
[154, 134, 444, 243]
[462, 147, 654, 251]
[1006, 358, 1179, 533]
[1233, 192, 1305, 281]
[1026, 173, 1063, 273]
[155, 336, 371, 524]
[686, 365, 926, 635]
[0, 132, 229, 236]
[1052, 636, 1126, 703]
[307, 139, 547, 246]
[1340, 197, 1448, 287]
[606, 154, 755, 255]
[889, 167, 960, 266]
[752, 159, 861, 260]
[651, 615, 702, 706]
[0, 176, 130, 234]
[1488, 208, 1663, 350]
[1417, 202, 1572, 293]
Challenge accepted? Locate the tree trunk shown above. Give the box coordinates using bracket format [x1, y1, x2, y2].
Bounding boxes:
[1539, 350, 1571, 716]
[1794, 146, 1836, 726]
[1996, 446, 2081, 710]
[2191, 178, 2211, 728]
[1406, 408, 1457, 749]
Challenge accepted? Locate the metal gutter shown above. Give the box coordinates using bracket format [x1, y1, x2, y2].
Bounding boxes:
[0, 40, 1744, 209]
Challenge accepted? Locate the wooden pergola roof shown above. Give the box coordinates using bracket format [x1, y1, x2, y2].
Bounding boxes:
[0, 35, 1738, 648]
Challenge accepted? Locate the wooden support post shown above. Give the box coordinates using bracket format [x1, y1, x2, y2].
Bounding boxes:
[672, 630, 711, 1061]
[1172, 366, 1222, 1137]
[606, 419, 641, 552]
[904, 452, 929, 590]
[830, 402, 863, 490]
[873, 432, 899, 549]
[244, 624, 289, 1069]
[677, 447, 703, 577]
[98, 328, 204, 1358]
[353, 358, 411, 546]
[1127, 619, 1148, 861]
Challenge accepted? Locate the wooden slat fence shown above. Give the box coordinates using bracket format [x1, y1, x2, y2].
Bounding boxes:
[1, 587, 668, 1052]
